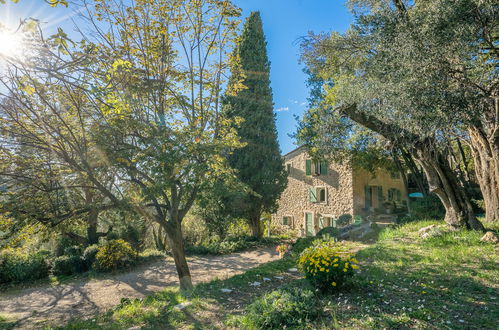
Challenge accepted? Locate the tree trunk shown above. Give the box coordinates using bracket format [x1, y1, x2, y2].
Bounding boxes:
[414, 146, 484, 231]
[86, 209, 99, 245]
[469, 127, 499, 224]
[249, 205, 263, 238]
[400, 148, 428, 196]
[163, 220, 193, 291]
[393, 151, 411, 214]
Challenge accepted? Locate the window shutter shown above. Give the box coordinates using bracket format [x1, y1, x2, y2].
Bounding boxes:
[320, 161, 328, 175]
[365, 185, 371, 208]
[396, 189, 402, 201]
[309, 187, 317, 202]
[378, 186, 383, 204]
[318, 216, 324, 229]
[305, 159, 312, 175]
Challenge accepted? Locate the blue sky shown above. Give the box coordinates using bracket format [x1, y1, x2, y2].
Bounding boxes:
[0, 0, 353, 154]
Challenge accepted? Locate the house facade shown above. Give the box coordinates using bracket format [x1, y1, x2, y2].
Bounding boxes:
[272, 147, 407, 236]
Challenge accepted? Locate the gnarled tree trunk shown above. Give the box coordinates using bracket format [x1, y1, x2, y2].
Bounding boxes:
[414, 146, 484, 230]
[469, 126, 499, 224]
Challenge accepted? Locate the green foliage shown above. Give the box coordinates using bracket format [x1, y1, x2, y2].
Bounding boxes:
[239, 287, 321, 329]
[93, 240, 136, 272]
[185, 236, 280, 255]
[51, 255, 85, 276]
[336, 214, 353, 227]
[224, 11, 287, 236]
[64, 245, 83, 257]
[82, 244, 99, 269]
[0, 250, 50, 284]
[410, 195, 445, 220]
[298, 240, 360, 293]
[291, 236, 316, 257]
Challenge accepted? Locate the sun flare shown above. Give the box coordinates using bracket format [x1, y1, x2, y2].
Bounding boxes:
[0, 29, 22, 58]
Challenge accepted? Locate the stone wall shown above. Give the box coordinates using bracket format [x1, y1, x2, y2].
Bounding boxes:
[272, 147, 354, 236]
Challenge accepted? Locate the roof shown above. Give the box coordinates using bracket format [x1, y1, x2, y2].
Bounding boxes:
[282, 145, 307, 159]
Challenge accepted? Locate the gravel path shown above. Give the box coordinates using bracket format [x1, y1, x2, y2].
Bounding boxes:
[0, 247, 278, 329]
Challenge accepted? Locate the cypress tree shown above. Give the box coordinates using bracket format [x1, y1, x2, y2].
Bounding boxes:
[224, 12, 287, 237]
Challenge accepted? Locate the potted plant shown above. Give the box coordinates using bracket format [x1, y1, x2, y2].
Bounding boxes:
[276, 244, 289, 258]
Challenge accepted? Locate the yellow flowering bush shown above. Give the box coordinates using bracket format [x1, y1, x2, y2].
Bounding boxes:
[93, 240, 137, 272]
[297, 240, 360, 293]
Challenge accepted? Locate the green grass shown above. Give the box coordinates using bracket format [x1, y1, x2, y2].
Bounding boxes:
[56, 220, 499, 329]
[0, 313, 16, 330]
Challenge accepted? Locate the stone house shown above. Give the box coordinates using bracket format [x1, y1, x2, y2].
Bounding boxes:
[272, 146, 407, 236]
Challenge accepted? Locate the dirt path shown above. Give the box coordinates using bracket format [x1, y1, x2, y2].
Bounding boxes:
[0, 247, 278, 329]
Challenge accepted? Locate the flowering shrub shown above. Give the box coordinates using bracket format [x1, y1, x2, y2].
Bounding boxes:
[275, 244, 289, 254]
[93, 240, 137, 272]
[297, 240, 359, 293]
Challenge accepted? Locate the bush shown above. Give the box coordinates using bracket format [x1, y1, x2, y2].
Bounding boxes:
[291, 236, 315, 257]
[93, 239, 137, 272]
[64, 245, 83, 257]
[336, 214, 352, 227]
[410, 194, 445, 220]
[51, 255, 86, 276]
[82, 244, 100, 269]
[241, 287, 320, 329]
[298, 240, 360, 293]
[0, 250, 50, 284]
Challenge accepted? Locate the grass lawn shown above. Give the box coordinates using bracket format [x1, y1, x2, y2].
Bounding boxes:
[39, 220, 497, 329]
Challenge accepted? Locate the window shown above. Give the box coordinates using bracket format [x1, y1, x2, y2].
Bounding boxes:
[282, 216, 292, 226]
[309, 187, 327, 203]
[318, 187, 326, 202]
[321, 216, 332, 228]
[306, 159, 328, 176]
[388, 188, 402, 201]
[286, 163, 292, 174]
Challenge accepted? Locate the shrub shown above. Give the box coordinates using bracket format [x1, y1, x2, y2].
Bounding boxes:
[336, 214, 352, 227]
[82, 244, 100, 269]
[51, 255, 86, 276]
[410, 194, 445, 220]
[64, 245, 83, 257]
[298, 240, 360, 293]
[93, 239, 137, 272]
[291, 236, 315, 257]
[241, 287, 320, 329]
[0, 250, 50, 284]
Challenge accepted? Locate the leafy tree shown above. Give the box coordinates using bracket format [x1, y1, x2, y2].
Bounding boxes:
[224, 12, 287, 237]
[299, 0, 496, 229]
[0, 0, 242, 290]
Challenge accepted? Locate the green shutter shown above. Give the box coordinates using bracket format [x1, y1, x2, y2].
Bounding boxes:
[309, 187, 317, 202]
[318, 216, 324, 229]
[365, 185, 371, 208]
[378, 186, 383, 204]
[320, 161, 328, 175]
[396, 189, 402, 201]
[305, 159, 312, 175]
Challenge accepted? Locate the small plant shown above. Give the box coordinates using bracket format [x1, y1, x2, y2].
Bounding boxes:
[275, 244, 289, 257]
[238, 286, 320, 329]
[93, 239, 137, 272]
[298, 240, 359, 293]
